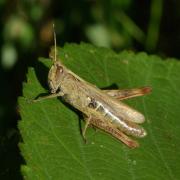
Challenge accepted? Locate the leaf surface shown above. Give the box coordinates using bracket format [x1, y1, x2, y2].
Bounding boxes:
[19, 43, 180, 180]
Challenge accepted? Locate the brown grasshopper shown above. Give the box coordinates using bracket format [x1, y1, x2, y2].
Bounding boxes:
[34, 29, 151, 148]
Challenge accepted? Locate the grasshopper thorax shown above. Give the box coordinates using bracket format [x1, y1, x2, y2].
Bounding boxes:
[48, 61, 64, 93]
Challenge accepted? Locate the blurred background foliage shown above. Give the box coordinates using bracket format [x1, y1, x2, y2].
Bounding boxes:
[0, 0, 180, 179]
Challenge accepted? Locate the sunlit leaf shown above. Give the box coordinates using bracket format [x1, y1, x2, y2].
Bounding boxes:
[19, 43, 180, 180]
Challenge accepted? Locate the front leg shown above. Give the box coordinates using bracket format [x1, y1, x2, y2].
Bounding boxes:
[32, 91, 64, 102]
[103, 86, 151, 100]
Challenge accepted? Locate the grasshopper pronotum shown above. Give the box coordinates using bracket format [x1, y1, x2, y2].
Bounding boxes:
[34, 27, 151, 148]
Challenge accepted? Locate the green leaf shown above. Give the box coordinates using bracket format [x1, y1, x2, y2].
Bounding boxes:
[19, 43, 180, 180]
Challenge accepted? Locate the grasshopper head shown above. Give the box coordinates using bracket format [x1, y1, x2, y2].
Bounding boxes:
[48, 61, 64, 93]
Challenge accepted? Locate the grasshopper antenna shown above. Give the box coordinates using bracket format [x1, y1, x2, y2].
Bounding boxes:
[53, 23, 57, 63]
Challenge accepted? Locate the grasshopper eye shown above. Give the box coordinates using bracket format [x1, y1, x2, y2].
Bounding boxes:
[55, 65, 63, 81]
[56, 64, 63, 72]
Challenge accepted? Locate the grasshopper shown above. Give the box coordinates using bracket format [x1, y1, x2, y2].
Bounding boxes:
[34, 28, 151, 148]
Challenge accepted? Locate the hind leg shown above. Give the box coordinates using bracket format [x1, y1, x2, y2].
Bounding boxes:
[85, 116, 139, 148]
[103, 86, 151, 100]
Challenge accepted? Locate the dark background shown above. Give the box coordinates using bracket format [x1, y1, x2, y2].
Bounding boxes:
[0, 0, 179, 179]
